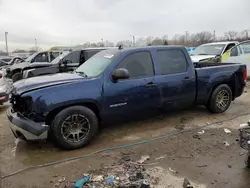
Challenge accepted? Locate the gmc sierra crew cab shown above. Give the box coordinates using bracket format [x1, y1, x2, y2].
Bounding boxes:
[7, 46, 247, 150]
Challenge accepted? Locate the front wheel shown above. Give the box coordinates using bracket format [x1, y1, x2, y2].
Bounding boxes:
[50, 106, 99, 150]
[206, 84, 232, 113]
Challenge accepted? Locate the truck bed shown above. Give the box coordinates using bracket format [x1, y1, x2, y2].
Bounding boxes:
[194, 62, 246, 105]
[194, 62, 238, 68]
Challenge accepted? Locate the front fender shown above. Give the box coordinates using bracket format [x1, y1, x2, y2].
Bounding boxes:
[22, 78, 103, 116]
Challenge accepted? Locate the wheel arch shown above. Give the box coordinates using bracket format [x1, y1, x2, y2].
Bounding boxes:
[207, 82, 234, 105]
[45, 101, 101, 126]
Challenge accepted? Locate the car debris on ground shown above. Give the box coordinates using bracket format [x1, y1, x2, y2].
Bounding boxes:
[224, 128, 232, 134]
[71, 155, 155, 187]
[197, 130, 205, 134]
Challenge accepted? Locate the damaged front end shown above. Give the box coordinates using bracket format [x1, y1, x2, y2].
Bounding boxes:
[7, 91, 49, 140]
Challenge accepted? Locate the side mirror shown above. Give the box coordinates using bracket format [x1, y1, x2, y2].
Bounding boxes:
[112, 68, 129, 81]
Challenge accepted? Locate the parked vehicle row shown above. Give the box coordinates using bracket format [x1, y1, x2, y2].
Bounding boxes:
[19, 47, 113, 81]
[5, 50, 63, 81]
[7, 45, 247, 149]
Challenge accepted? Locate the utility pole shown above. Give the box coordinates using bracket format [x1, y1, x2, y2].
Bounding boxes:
[35, 38, 38, 52]
[213, 30, 216, 41]
[185, 31, 188, 46]
[130, 35, 135, 46]
[5, 32, 8, 55]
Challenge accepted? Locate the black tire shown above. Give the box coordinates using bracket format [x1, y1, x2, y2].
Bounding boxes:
[206, 84, 232, 113]
[50, 106, 99, 150]
[12, 72, 23, 82]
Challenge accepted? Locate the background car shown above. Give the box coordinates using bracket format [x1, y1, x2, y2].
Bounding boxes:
[221, 40, 250, 77]
[190, 41, 238, 62]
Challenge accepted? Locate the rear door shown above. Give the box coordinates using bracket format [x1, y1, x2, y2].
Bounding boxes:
[154, 49, 196, 110]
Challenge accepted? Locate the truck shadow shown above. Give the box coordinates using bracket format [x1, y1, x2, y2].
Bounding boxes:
[10, 105, 216, 166]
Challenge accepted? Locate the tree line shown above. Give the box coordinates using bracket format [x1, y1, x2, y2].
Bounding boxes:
[11, 29, 250, 52]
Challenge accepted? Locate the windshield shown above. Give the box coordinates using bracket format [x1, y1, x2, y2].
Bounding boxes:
[25, 52, 39, 62]
[191, 44, 225, 55]
[75, 50, 120, 77]
[51, 53, 68, 64]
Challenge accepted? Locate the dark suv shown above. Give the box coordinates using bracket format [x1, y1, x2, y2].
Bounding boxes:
[13, 48, 111, 82]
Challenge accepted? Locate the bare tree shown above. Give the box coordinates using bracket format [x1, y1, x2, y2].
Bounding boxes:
[195, 31, 213, 45]
[224, 31, 238, 40]
[146, 36, 153, 45]
[116, 40, 132, 47]
[104, 40, 114, 47]
[135, 37, 147, 46]
[90, 43, 98, 47]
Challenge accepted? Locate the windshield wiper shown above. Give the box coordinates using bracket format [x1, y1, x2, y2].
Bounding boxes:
[75, 71, 88, 77]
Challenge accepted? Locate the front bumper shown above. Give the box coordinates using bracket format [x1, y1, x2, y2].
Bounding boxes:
[6, 107, 48, 140]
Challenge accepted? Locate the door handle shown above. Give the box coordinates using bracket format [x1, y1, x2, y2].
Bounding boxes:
[145, 82, 158, 87]
[183, 77, 192, 81]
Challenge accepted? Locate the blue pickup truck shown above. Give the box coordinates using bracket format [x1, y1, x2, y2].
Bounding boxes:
[7, 46, 247, 149]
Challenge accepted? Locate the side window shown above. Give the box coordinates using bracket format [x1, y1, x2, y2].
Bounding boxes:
[117, 51, 154, 79]
[157, 49, 187, 75]
[50, 52, 60, 62]
[34, 52, 48, 62]
[224, 43, 236, 53]
[241, 42, 250, 54]
[63, 51, 80, 64]
[230, 46, 239, 57]
[85, 50, 101, 60]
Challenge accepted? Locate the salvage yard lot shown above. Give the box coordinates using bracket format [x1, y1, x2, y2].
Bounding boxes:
[1, 83, 250, 188]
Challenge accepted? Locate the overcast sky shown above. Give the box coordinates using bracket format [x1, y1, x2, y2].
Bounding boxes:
[0, 0, 249, 51]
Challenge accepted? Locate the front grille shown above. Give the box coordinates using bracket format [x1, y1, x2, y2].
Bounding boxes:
[10, 93, 33, 116]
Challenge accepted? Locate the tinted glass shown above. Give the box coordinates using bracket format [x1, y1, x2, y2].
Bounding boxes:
[85, 50, 102, 60]
[241, 42, 250, 54]
[64, 51, 80, 63]
[117, 51, 154, 78]
[230, 47, 239, 56]
[157, 49, 187, 75]
[34, 52, 48, 62]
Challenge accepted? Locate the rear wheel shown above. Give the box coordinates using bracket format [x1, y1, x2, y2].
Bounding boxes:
[206, 84, 232, 113]
[50, 106, 99, 150]
[12, 72, 23, 82]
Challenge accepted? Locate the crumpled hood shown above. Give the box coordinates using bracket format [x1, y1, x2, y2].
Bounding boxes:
[12, 73, 85, 94]
[190, 55, 216, 62]
[8, 61, 52, 71]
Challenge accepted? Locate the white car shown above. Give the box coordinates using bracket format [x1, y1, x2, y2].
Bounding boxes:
[221, 40, 250, 78]
[190, 41, 238, 62]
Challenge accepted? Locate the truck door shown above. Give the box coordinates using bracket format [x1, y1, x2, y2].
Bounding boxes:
[154, 49, 196, 110]
[32, 52, 49, 63]
[103, 51, 161, 119]
[222, 41, 250, 76]
[60, 51, 81, 72]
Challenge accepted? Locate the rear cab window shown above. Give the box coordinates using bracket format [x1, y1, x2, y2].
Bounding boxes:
[156, 49, 188, 75]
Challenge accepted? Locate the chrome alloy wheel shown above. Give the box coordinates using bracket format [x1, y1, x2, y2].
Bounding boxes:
[216, 90, 230, 110]
[61, 114, 90, 143]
